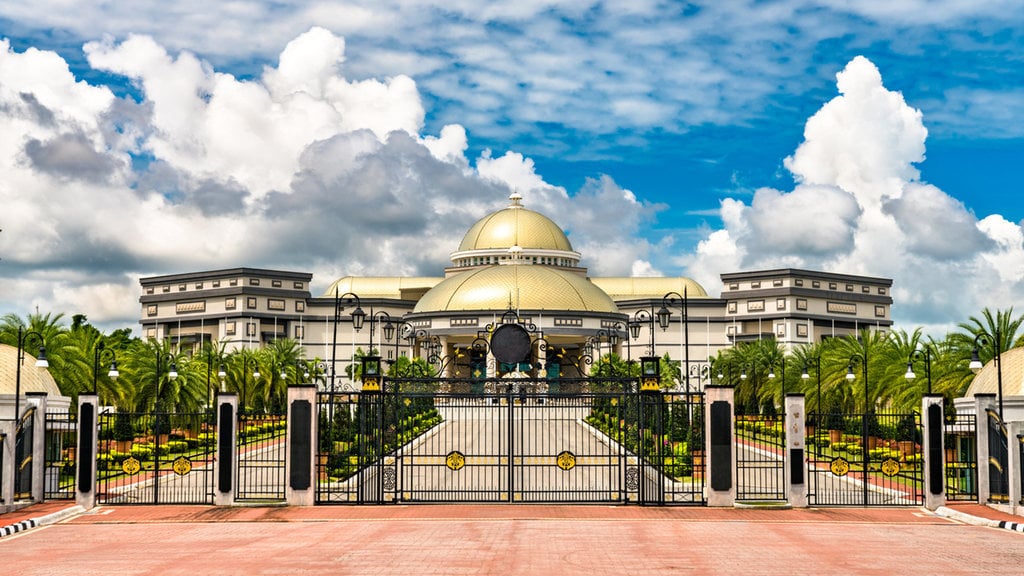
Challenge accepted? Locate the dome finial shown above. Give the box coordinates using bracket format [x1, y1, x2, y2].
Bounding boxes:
[509, 190, 523, 207]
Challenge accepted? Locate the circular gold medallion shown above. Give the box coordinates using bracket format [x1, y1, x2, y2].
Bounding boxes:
[880, 457, 901, 477]
[556, 451, 576, 471]
[829, 456, 850, 477]
[445, 450, 466, 471]
[173, 456, 192, 476]
[121, 456, 141, 475]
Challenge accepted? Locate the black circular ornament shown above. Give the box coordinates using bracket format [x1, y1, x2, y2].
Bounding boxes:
[490, 323, 531, 364]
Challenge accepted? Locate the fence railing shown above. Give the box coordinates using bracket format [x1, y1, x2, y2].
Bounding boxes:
[44, 410, 76, 500]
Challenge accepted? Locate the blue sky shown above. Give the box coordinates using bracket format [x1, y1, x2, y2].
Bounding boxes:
[0, 1, 1022, 335]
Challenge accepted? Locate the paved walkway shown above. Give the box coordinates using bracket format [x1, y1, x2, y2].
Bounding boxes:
[1, 501, 1022, 575]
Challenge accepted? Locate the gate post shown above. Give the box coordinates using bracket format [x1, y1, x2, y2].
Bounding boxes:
[214, 392, 238, 506]
[1, 420, 13, 512]
[785, 394, 807, 508]
[1006, 422, 1022, 516]
[705, 386, 735, 507]
[922, 395, 945, 511]
[26, 392, 47, 502]
[974, 394, 997, 504]
[286, 385, 317, 506]
[75, 394, 99, 510]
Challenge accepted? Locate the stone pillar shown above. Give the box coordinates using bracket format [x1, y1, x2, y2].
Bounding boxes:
[974, 394, 997, 504]
[214, 393, 238, 506]
[286, 385, 318, 506]
[922, 395, 946, 511]
[705, 385, 735, 507]
[1006, 422, 1022, 516]
[785, 394, 807, 508]
[75, 394, 99, 510]
[25, 392, 47, 502]
[0, 420, 14, 513]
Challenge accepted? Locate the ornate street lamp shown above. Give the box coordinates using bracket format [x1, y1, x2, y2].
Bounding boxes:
[92, 341, 119, 396]
[658, 289, 690, 395]
[632, 309, 654, 356]
[154, 350, 178, 412]
[970, 332, 1004, 419]
[801, 357, 821, 414]
[14, 326, 47, 419]
[905, 346, 933, 395]
[333, 290, 366, 393]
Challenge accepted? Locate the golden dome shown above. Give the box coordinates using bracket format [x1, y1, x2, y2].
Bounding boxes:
[413, 265, 619, 314]
[457, 194, 573, 252]
[966, 346, 1024, 397]
[0, 344, 61, 397]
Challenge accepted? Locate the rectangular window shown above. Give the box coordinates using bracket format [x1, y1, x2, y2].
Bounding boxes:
[246, 297, 257, 309]
[797, 324, 808, 337]
[268, 299, 286, 311]
[879, 287, 887, 295]
[175, 301, 206, 314]
[225, 322, 236, 336]
[272, 280, 282, 288]
[727, 302, 737, 313]
[246, 322, 257, 337]
[746, 300, 764, 312]
[195, 282, 203, 289]
[294, 281, 304, 290]
[249, 278, 260, 286]
[796, 298, 808, 311]
[162, 285, 170, 293]
[846, 284, 854, 292]
[146, 327, 156, 338]
[775, 323, 786, 337]
[212, 281, 220, 288]
[225, 297, 236, 310]
[146, 287, 154, 295]
[229, 279, 238, 286]
[827, 302, 857, 315]
[727, 325, 736, 335]
[147, 305, 158, 316]
[750, 281, 761, 289]
[294, 326, 304, 339]
[729, 283, 739, 290]
[776, 298, 786, 310]
[862, 286, 870, 293]
[875, 305, 886, 318]
[829, 282, 837, 290]
[772, 279, 783, 287]
[295, 301, 305, 312]
[795, 279, 804, 287]
[812, 281, 820, 288]
[179, 284, 187, 291]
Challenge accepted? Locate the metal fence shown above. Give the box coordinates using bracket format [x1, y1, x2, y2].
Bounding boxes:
[44, 409, 76, 500]
[14, 407, 35, 500]
[735, 414, 786, 502]
[807, 411, 923, 506]
[985, 409, 1009, 503]
[96, 411, 215, 505]
[235, 413, 287, 502]
[944, 412, 977, 501]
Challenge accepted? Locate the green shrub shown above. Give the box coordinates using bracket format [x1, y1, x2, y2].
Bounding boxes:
[165, 440, 188, 453]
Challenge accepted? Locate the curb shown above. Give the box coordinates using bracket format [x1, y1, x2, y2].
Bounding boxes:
[934, 506, 1023, 533]
[0, 505, 85, 538]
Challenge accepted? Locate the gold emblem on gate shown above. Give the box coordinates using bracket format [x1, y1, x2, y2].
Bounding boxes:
[556, 451, 576, 471]
[880, 458, 901, 477]
[830, 456, 850, 477]
[446, 450, 466, 471]
[173, 456, 192, 476]
[122, 456, 141, 475]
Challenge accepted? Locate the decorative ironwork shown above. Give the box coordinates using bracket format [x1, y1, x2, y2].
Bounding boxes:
[383, 466, 397, 490]
[446, 450, 466, 471]
[625, 466, 640, 490]
[173, 456, 192, 476]
[556, 451, 576, 471]
[880, 458, 901, 477]
[122, 456, 141, 475]
[830, 457, 850, 477]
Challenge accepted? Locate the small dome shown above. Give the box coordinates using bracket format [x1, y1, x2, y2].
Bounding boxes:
[966, 346, 1024, 397]
[0, 344, 61, 397]
[413, 266, 618, 314]
[457, 194, 573, 252]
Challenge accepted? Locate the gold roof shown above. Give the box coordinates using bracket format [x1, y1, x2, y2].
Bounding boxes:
[966, 346, 1024, 397]
[322, 276, 442, 299]
[590, 277, 709, 299]
[457, 195, 573, 252]
[0, 344, 62, 397]
[413, 265, 619, 313]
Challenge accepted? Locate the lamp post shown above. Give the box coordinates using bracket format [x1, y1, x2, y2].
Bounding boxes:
[334, 290, 366, 393]
[970, 332, 1003, 419]
[905, 346, 933, 395]
[92, 341, 118, 396]
[241, 354, 259, 415]
[801, 357, 821, 414]
[632, 309, 655, 356]
[14, 326, 48, 420]
[846, 353, 869, 502]
[154, 351, 178, 412]
[768, 357, 786, 399]
[657, 288, 689, 396]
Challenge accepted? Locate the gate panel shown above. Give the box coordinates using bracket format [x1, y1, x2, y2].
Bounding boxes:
[235, 413, 287, 502]
[14, 407, 35, 500]
[807, 411, 923, 506]
[96, 411, 214, 505]
[735, 413, 786, 502]
[316, 392, 365, 503]
[945, 412, 977, 501]
[986, 409, 1009, 503]
[44, 409, 76, 500]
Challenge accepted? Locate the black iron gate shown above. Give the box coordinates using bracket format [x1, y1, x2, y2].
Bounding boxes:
[315, 378, 705, 505]
[235, 413, 287, 502]
[44, 409, 76, 500]
[985, 409, 1009, 503]
[735, 414, 786, 502]
[96, 410, 214, 504]
[945, 412, 977, 501]
[14, 407, 35, 500]
[807, 411, 923, 506]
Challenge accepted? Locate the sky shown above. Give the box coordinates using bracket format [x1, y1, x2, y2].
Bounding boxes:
[0, 1, 1022, 337]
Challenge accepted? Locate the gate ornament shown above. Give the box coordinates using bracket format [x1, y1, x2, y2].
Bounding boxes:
[173, 456, 192, 476]
[829, 456, 850, 477]
[556, 451, 576, 471]
[880, 457, 901, 477]
[490, 324, 531, 365]
[121, 455, 141, 475]
[445, 450, 466, 471]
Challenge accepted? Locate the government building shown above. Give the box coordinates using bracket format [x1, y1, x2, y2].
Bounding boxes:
[138, 194, 893, 389]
